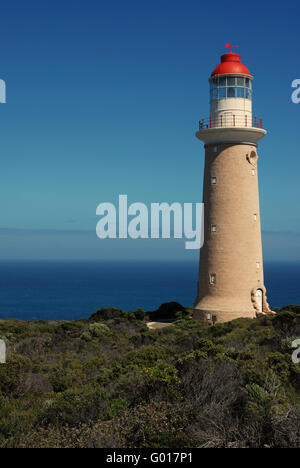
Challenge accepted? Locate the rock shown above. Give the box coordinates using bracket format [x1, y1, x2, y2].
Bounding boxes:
[149, 302, 186, 321]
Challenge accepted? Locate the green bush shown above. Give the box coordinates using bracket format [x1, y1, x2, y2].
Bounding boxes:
[0, 354, 32, 397]
[0, 303, 300, 448]
[272, 311, 298, 332]
[88, 323, 111, 337]
[134, 308, 145, 320]
[40, 385, 109, 426]
[126, 345, 168, 367]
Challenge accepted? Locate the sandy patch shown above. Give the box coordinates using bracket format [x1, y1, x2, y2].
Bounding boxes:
[146, 321, 173, 330]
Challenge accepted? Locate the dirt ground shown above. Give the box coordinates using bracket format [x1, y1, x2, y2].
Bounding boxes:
[146, 321, 173, 330]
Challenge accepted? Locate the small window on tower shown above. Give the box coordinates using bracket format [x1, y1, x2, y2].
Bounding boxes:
[252, 169, 255, 176]
[210, 274, 216, 285]
[211, 177, 217, 184]
[256, 262, 260, 270]
[253, 214, 257, 222]
[211, 225, 217, 232]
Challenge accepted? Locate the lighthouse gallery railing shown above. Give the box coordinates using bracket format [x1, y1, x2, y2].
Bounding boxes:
[198, 115, 263, 130]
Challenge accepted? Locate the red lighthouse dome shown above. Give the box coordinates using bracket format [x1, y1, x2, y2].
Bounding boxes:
[211, 52, 251, 77]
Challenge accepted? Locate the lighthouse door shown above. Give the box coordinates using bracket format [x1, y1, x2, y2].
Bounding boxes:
[256, 289, 263, 312]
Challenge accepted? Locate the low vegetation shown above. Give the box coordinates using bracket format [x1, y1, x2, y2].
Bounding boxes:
[0, 304, 299, 448]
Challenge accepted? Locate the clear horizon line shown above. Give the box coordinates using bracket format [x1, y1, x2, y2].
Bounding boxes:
[1, 227, 300, 236]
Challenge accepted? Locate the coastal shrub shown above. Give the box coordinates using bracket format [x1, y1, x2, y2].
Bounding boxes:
[272, 311, 298, 332]
[50, 365, 76, 393]
[280, 305, 300, 315]
[54, 321, 85, 339]
[130, 331, 157, 347]
[280, 336, 299, 353]
[134, 308, 145, 321]
[0, 320, 29, 337]
[80, 323, 114, 342]
[0, 302, 300, 448]
[40, 385, 109, 426]
[89, 308, 126, 322]
[266, 352, 293, 382]
[80, 330, 92, 342]
[143, 363, 180, 386]
[126, 345, 168, 367]
[118, 402, 189, 448]
[115, 368, 149, 404]
[0, 354, 32, 397]
[245, 383, 278, 418]
[176, 350, 208, 367]
[83, 355, 109, 379]
[94, 367, 114, 386]
[197, 338, 216, 352]
[88, 323, 111, 338]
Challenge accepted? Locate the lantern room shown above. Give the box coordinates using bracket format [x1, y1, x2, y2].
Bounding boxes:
[208, 51, 254, 128]
[210, 75, 252, 101]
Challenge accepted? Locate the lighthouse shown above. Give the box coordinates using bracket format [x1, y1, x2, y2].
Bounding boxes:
[193, 46, 273, 323]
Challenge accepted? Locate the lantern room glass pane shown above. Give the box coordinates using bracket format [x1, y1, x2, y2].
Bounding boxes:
[236, 87, 244, 98]
[219, 87, 226, 98]
[245, 88, 252, 100]
[210, 75, 253, 101]
[227, 87, 235, 98]
[210, 88, 217, 100]
[227, 76, 235, 86]
[210, 81, 218, 91]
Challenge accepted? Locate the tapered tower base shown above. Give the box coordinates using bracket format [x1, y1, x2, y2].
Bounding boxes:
[193, 137, 273, 324]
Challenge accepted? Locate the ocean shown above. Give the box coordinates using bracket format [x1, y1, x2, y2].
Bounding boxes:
[0, 260, 299, 321]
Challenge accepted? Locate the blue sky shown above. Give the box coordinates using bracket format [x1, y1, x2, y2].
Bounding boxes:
[1, 0, 300, 260]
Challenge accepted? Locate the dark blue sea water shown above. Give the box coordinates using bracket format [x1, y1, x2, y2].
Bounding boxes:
[0, 261, 299, 321]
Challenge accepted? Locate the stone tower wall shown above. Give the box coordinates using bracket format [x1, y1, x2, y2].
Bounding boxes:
[194, 142, 271, 323]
